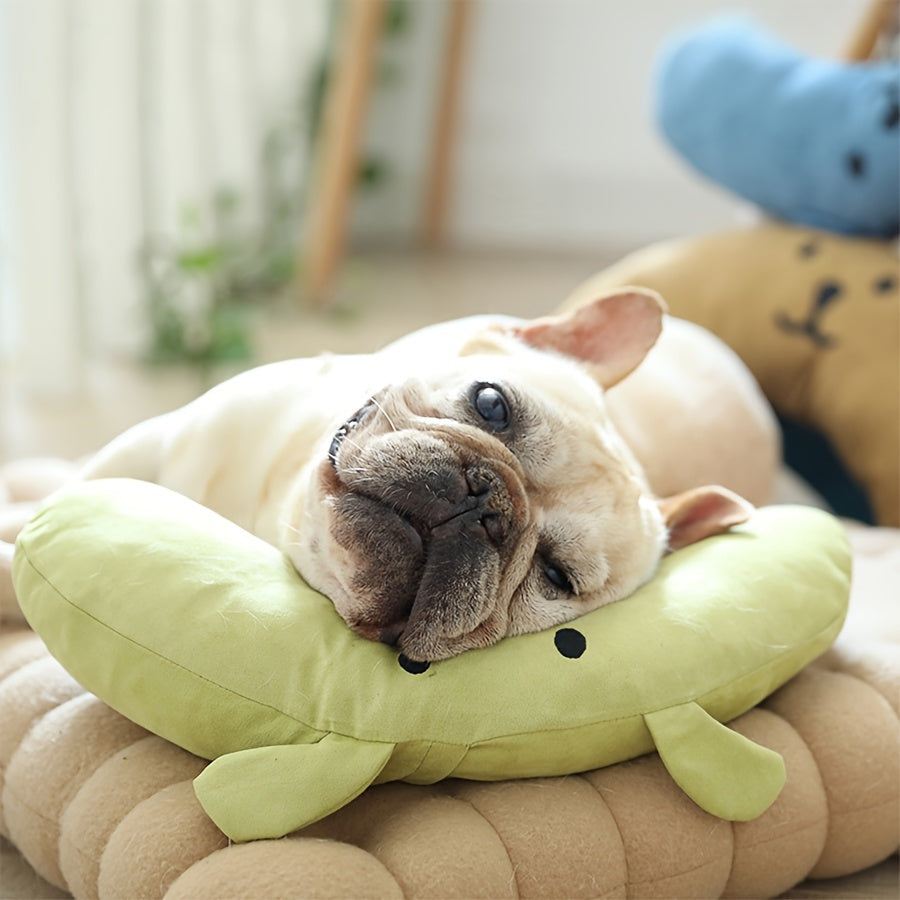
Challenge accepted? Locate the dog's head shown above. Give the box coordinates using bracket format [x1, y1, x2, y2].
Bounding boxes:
[285, 289, 751, 661]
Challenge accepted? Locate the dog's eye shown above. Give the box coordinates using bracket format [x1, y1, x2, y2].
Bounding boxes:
[543, 561, 575, 595]
[473, 383, 511, 431]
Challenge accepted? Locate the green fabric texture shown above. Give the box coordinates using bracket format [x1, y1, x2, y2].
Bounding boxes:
[644, 702, 786, 821]
[14, 479, 851, 842]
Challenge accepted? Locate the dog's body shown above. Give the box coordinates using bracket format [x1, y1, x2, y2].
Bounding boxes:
[74, 290, 771, 661]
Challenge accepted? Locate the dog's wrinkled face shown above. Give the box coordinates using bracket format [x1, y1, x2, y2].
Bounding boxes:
[283, 289, 751, 661]
[289, 352, 666, 662]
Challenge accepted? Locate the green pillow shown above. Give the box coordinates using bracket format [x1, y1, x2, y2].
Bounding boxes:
[14, 479, 850, 842]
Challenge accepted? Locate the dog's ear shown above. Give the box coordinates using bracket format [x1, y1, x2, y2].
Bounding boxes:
[659, 486, 754, 552]
[510, 288, 667, 388]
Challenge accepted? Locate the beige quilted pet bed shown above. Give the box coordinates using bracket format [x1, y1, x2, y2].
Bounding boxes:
[0, 463, 897, 899]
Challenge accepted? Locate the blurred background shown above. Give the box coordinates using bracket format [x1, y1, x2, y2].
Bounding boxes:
[0, 0, 875, 463]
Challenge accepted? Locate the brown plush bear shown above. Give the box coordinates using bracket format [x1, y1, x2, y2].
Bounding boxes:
[563, 224, 899, 525]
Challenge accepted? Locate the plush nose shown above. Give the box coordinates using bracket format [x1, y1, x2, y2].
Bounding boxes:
[814, 280, 843, 310]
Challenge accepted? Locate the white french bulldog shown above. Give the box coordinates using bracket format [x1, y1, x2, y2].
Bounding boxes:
[73, 288, 762, 662]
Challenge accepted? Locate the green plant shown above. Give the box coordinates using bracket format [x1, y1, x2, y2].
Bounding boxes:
[141, 0, 413, 367]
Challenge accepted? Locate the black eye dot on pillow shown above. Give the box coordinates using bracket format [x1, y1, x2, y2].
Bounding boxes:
[797, 240, 819, 258]
[874, 274, 897, 294]
[554, 628, 586, 659]
[884, 99, 899, 130]
[846, 152, 866, 178]
[398, 654, 430, 674]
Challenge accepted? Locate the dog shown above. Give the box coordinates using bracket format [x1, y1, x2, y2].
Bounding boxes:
[68, 287, 754, 662]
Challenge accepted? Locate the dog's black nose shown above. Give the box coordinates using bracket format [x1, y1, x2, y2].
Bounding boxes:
[480, 510, 509, 544]
[465, 467, 513, 546]
[466, 468, 493, 496]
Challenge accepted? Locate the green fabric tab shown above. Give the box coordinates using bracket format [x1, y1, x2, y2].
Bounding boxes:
[193, 735, 394, 841]
[644, 701, 785, 821]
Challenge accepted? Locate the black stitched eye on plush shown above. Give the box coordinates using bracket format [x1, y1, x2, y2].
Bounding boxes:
[874, 274, 896, 293]
[884, 99, 899, 130]
[473, 383, 511, 431]
[846, 152, 866, 178]
[543, 560, 575, 595]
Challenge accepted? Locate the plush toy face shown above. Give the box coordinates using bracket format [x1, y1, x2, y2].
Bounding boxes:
[564, 224, 899, 526]
[771, 231, 897, 359]
[657, 16, 900, 238]
[14, 479, 850, 841]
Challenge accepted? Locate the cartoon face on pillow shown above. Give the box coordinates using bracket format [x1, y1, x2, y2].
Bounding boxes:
[656, 15, 900, 238]
[562, 224, 899, 525]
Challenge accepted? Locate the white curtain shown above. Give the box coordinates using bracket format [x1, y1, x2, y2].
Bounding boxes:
[0, 0, 328, 395]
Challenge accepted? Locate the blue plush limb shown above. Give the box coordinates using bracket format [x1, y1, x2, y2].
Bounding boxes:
[656, 15, 900, 238]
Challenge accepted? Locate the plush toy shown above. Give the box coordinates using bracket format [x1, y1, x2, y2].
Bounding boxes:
[1, 469, 897, 897]
[2, 534, 898, 897]
[13, 477, 851, 843]
[656, 15, 900, 238]
[562, 224, 900, 526]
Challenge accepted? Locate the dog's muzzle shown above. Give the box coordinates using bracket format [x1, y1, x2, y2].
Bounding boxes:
[356, 466, 513, 648]
[325, 418, 529, 659]
[343, 461, 519, 651]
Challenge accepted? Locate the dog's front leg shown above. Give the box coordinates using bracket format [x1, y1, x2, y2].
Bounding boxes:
[79, 412, 175, 483]
[1, 412, 175, 626]
[0, 538, 24, 625]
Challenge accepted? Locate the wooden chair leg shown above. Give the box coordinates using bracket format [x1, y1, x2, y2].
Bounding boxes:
[843, 0, 896, 61]
[301, 0, 387, 304]
[422, 0, 473, 249]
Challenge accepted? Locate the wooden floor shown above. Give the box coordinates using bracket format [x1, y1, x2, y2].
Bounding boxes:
[1, 249, 897, 899]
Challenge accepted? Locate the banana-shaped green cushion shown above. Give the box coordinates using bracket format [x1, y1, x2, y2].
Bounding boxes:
[14, 479, 850, 842]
